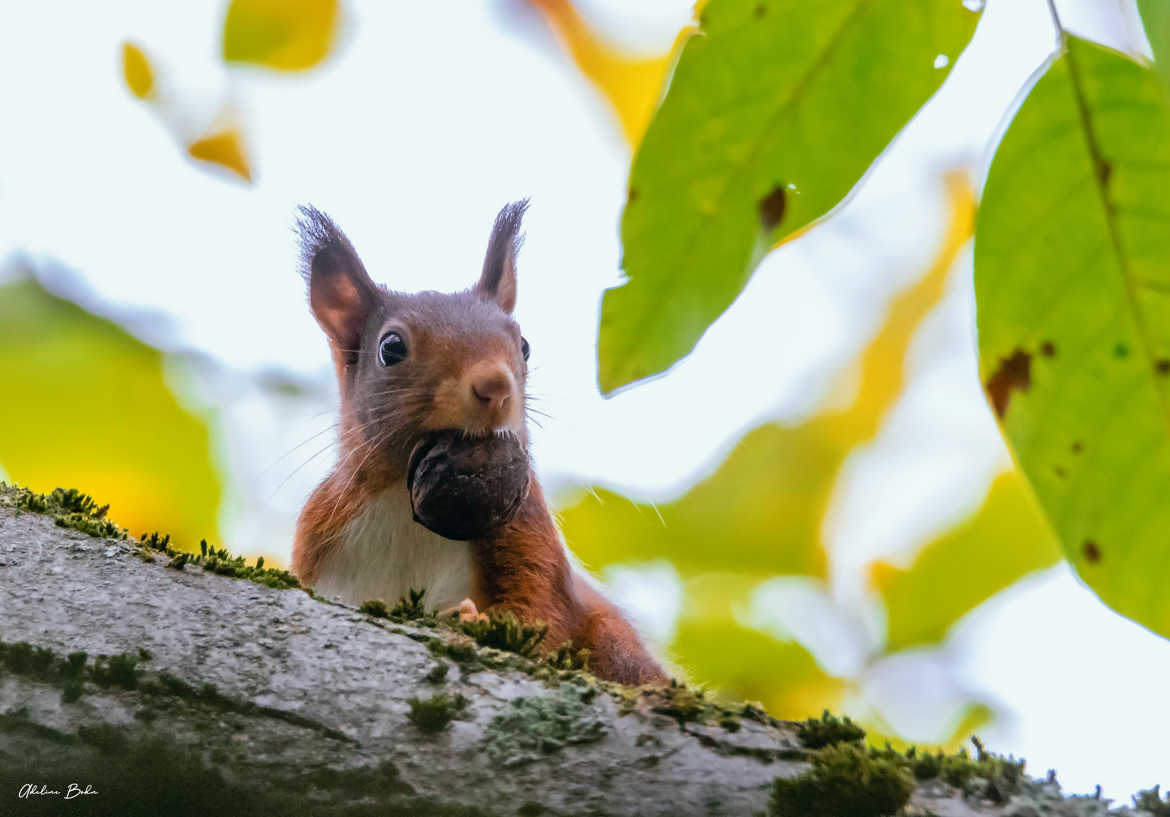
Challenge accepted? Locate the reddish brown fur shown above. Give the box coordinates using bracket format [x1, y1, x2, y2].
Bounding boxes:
[472, 481, 667, 685]
[291, 202, 666, 686]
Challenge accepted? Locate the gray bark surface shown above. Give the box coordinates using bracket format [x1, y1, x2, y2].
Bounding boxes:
[0, 497, 1154, 817]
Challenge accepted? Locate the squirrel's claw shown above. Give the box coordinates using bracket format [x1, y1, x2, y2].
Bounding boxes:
[440, 597, 488, 623]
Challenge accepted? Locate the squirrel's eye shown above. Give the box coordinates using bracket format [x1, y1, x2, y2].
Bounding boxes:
[520, 336, 530, 362]
[379, 332, 408, 366]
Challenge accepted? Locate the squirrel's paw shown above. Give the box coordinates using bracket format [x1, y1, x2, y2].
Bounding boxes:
[440, 597, 488, 623]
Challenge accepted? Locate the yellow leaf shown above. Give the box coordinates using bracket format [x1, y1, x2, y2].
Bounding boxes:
[121, 41, 154, 100]
[187, 127, 253, 183]
[524, 0, 685, 147]
[222, 0, 339, 72]
[832, 171, 975, 441]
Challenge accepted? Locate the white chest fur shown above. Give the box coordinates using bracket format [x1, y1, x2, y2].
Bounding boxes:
[313, 483, 476, 613]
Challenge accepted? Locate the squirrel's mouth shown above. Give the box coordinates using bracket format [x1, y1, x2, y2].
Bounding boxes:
[406, 433, 441, 490]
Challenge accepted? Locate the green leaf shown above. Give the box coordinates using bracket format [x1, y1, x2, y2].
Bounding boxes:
[562, 421, 839, 581]
[975, 38, 1170, 639]
[0, 276, 222, 548]
[1139, 0, 1170, 87]
[870, 472, 1061, 653]
[564, 175, 976, 583]
[599, 0, 980, 393]
[223, 0, 339, 72]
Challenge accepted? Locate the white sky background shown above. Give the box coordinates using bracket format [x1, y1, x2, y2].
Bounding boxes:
[0, 0, 1165, 800]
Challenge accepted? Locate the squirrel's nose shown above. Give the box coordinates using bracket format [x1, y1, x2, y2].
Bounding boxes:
[469, 364, 514, 412]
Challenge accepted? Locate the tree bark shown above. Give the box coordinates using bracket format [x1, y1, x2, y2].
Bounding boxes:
[0, 492, 1151, 817]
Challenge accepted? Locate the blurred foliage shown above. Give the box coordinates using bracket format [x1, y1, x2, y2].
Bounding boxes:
[561, 174, 1034, 724]
[121, 42, 154, 100]
[119, 42, 255, 183]
[597, 0, 980, 393]
[0, 276, 222, 549]
[187, 126, 253, 183]
[975, 35, 1170, 640]
[673, 583, 847, 719]
[56, 0, 1170, 746]
[222, 0, 340, 71]
[1139, 0, 1170, 89]
[524, 0, 686, 147]
[120, 0, 342, 182]
[870, 473, 1059, 654]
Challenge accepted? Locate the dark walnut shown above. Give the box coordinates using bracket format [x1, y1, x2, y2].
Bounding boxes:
[406, 430, 530, 540]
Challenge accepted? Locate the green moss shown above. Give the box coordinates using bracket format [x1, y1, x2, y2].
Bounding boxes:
[482, 685, 606, 767]
[796, 710, 866, 749]
[0, 640, 56, 675]
[0, 640, 144, 702]
[718, 717, 741, 733]
[78, 722, 130, 753]
[894, 737, 1024, 802]
[360, 599, 390, 618]
[770, 735, 1026, 817]
[651, 679, 710, 724]
[1, 484, 298, 591]
[543, 642, 591, 671]
[0, 708, 74, 744]
[56, 511, 124, 538]
[91, 652, 142, 690]
[390, 588, 431, 621]
[1135, 785, 1170, 816]
[3, 484, 127, 539]
[407, 693, 467, 734]
[458, 609, 547, 657]
[427, 636, 481, 665]
[770, 742, 913, 817]
[187, 541, 300, 590]
[425, 663, 449, 683]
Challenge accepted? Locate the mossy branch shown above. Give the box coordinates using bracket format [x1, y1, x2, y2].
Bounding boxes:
[0, 484, 1161, 817]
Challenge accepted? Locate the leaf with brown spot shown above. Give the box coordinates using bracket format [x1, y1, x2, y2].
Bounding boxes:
[984, 348, 1030, 419]
[597, 0, 980, 393]
[758, 185, 787, 233]
[976, 37, 1170, 639]
[1083, 540, 1101, 564]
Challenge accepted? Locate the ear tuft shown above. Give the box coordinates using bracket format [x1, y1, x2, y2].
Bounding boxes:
[296, 205, 379, 362]
[477, 199, 529, 314]
[296, 205, 356, 283]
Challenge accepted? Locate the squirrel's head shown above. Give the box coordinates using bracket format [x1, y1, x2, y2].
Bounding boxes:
[298, 201, 531, 479]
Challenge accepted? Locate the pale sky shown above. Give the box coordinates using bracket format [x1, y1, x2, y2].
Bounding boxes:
[0, 0, 1164, 801]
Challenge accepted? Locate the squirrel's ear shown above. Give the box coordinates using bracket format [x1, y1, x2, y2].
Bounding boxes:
[297, 205, 379, 362]
[477, 199, 528, 314]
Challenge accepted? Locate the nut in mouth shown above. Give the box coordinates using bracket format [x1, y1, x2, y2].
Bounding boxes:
[406, 429, 531, 541]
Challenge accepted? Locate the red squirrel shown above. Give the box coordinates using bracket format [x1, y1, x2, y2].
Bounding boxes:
[291, 201, 667, 686]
